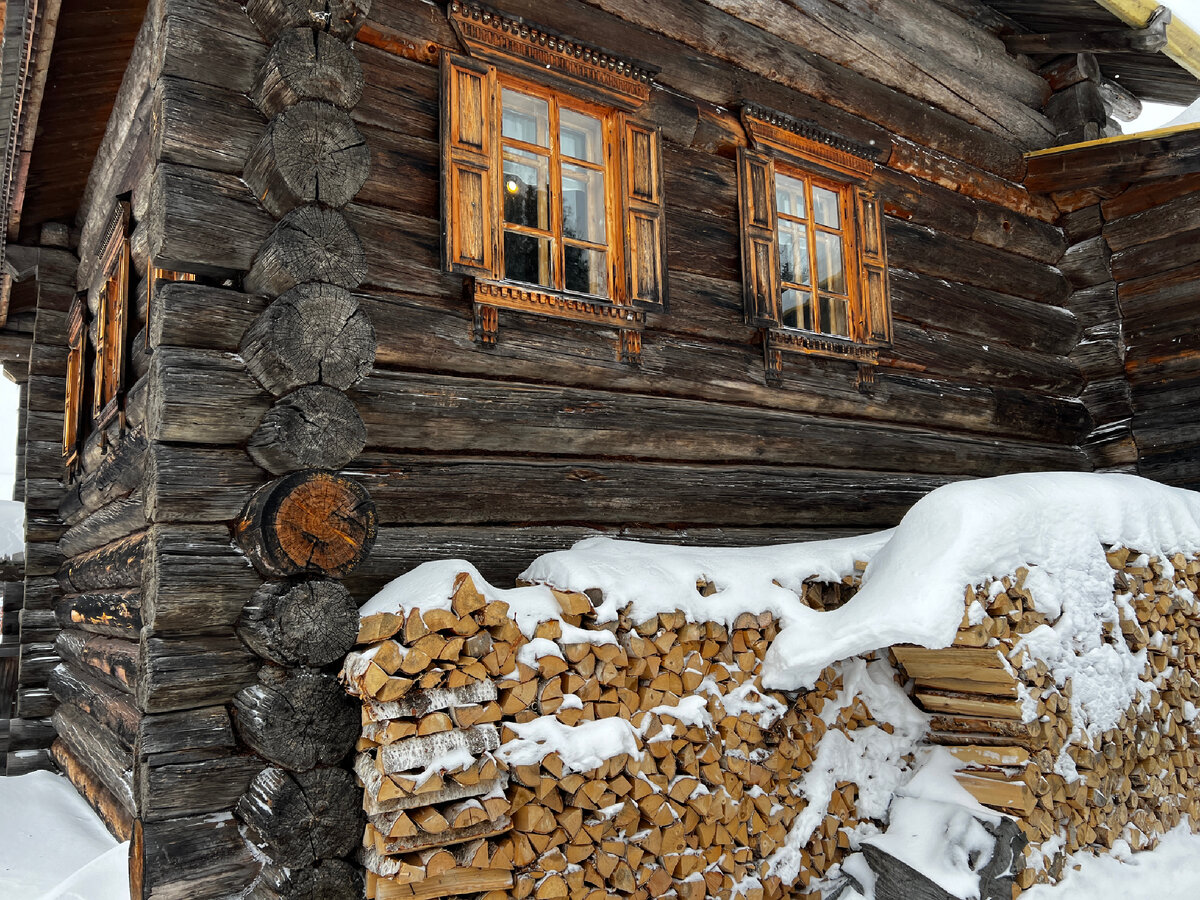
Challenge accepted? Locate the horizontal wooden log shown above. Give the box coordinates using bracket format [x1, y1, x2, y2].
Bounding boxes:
[238, 579, 359, 668]
[49, 661, 140, 747]
[59, 531, 146, 593]
[237, 766, 362, 866]
[5, 717, 56, 751]
[149, 282, 269, 351]
[347, 454, 952, 527]
[252, 26, 365, 117]
[15, 687, 57, 719]
[144, 443, 268, 524]
[55, 589, 143, 639]
[154, 75, 262, 175]
[49, 738, 134, 841]
[1059, 235, 1112, 289]
[53, 701, 136, 813]
[139, 163, 274, 278]
[236, 471, 377, 579]
[58, 431, 147, 526]
[1025, 127, 1200, 194]
[59, 490, 146, 559]
[137, 705, 238, 763]
[18, 642, 59, 688]
[137, 753, 264, 822]
[347, 370, 1088, 475]
[56, 630, 138, 695]
[377, 725, 501, 775]
[138, 632, 259, 713]
[233, 667, 359, 771]
[18, 609, 58, 642]
[146, 347, 272, 445]
[1112, 226, 1200, 284]
[131, 812, 260, 900]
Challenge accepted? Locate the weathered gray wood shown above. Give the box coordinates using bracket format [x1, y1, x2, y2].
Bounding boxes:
[55, 590, 143, 639]
[1059, 235, 1113, 289]
[52, 702, 136, 813]
[49, 661, 140, 747]
[154, 75, 263, 174]
[138, 631, 259, 713]
[347, 454, 953, 527]
[146, 347, 271, 445]
[246, 0, 373, 41]
[246, 859, 362, 900]
[245, 101, 369, 216]
[139, 163, 275, 278]
[237, 579, 359, 668]
[144, 443, 268, 525]
[131, 813, 260, 900]
[237, 766, 361, 865]
[149, 282, 268, 351]
[59, 432, 147, 526]
[253, 27, 365, 117]
[137, 705, 238, 762]
[5, 717, 56, 751]
[248, 385, 368, 474]
[244, 205, 367, 296]
[137, 753, 264, 822]
[15, 687, 57, 719]
[141, 524, 265, 634]
[1099, 78, 1142, 123]
[233, 666, 358, 771]
[18, 609, 58, 642]
[56, 630, 138, 696]
[59, 491, 146, 559]
[59, 531, 146, 594]
[18, 642, 59, 688]
[240, 283, 375, 394]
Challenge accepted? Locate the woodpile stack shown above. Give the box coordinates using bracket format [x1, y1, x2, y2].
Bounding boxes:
[343, 571, 891, 900]
[896, 548, 1200, 890]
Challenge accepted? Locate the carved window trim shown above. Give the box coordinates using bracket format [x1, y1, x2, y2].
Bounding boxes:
[737, 106, 891, 385]
[442, 3, 664, 362]
[92, 201, 131, 428]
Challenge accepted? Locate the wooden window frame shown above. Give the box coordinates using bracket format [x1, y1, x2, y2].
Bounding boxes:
[442, 2, 664, 363]
[92, 201, 131, 428]
[737, 106, 891, 386]
[62, 294, 86, 469]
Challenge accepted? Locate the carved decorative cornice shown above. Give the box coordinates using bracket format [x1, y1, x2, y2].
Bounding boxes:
[743, 105, 877, 180]
[448, 1, 655, 104]
[767, 327, 878, 364]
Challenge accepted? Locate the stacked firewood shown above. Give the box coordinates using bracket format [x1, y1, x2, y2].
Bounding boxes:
[342, 571, 886, 900]
[896, 548, 1200, 890]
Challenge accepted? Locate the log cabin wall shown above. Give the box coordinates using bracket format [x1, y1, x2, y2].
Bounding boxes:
[327, 0, 1088, 599]
[1102, 175, 1200, 491]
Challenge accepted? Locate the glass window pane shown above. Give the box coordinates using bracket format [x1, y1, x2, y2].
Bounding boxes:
[565, 245, 608, 297]
[815, 231, 846, 295]
[502, 89, 549, 147]
[781, 288, 813, 331]
[813, 186, 840, 227]
[777, 224, 810, 287]
[776, 174, 807, 219]
[504, 231, 553, 288]
[503, 149, 550, 231]
[820, 295, 850, 337]
[560, 109, 604, 163]
[561, 164, 606, 243]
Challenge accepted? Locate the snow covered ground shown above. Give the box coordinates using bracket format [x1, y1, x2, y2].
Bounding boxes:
[0, 497, 23, 560]
[0, 771, 129, 900]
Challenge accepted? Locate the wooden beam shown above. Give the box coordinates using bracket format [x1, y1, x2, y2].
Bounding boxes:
[1002, 6, 1170, 55]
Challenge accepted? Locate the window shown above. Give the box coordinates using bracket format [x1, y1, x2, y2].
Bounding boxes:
[62, 295, 86, 468]
[737, 106, 891, 382]
[93, 201, 131, 427]
[441, 3, 664, 361]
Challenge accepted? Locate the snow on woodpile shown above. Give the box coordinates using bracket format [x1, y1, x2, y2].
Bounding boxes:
[347, 472, 1200, 899]
[347, 562, 937, 899]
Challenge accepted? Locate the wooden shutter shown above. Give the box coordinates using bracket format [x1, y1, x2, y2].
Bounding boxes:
[737, 147, 779, 327]
[441, 53, 496, 277]
[621, 119, 667, 308]
[856, 188, 891, 345]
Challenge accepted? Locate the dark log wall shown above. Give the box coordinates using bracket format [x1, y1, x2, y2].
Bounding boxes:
[331, 0, 1088, 595]
[1102, 178, 1200, 490]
